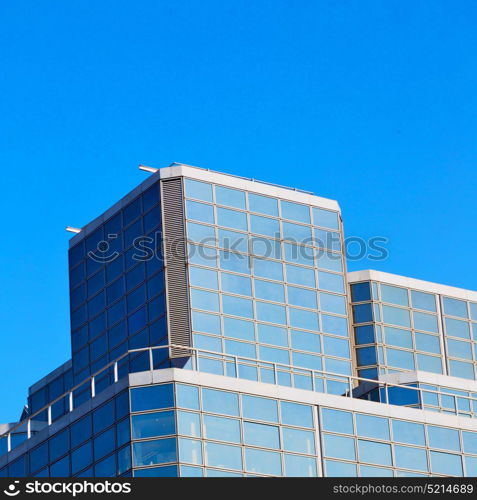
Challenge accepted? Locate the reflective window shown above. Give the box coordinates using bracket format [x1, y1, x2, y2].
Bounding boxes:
[356, 414, 389, 440]
[204, 415, 241, 443]
[443, 297, 468, 318]
[242, 395, 278, 422]
[313, 207, 339, 230]
[248, 193, 278, 216]
[381, 285, 408, 306]
[430, 451, 463, 476]
[281, 402, 313, 428]
[132, 411, 176, 439]
[323, 434, 355, 460]
[281, 201, 310, 224]
[243, 422, 280, 449]
[131, 384, 174, 412]
[321, 409, 353, 435]
[427, 426, 460, 452]
[215, 186, 246, 209]
[358, 440, 392, 466]
[202, 388, 239, 416]
[133, 438, 177, 466]
[245, 448, 282, 475]
[411, 290, 436, 312]
[185, 179, 213, 202]
[204, 442, 243, 470]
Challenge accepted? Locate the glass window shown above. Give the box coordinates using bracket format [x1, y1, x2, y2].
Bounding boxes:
[282, 427, 315, 454]
[93, 428, 115, 460]
[186, 200, 214, 224]
[321, 408, 353, 434]
[204, 442, 243, 470]
[242, 395, 278, 422]
[244, 422, 280, 449]
[287, 286, 316, 309]
[282, 222, 312, 243]
[449, 359, 475, 380]
[132, 411, 176, 439]
[430, 451, 463, 476]
[321, 314, 348, 336]
[394, 445, 428, 471]
[443, 297, 468, 318]
[187, 222, 215, 243]
[286, 264, 315, 288]
[253, 258, 283, 281]
[411, 290, 436, 312]
[93, 401, 114, 434]
[219, 251, 250, 275]
[250, 236, 281, 259]
[463, 432, 477, 455]
[217, 207, 247, 231]
[176, 384, 200, 410]
[392, 420, 426, 446]
[415, 332, 441, 354]
[256, 301, 286, 324]
[351, 282, 371, 302]
[316, 252, 342, 273]
[313, 207, 339, 230]
[323, 336, 350, 358]
[71, 441, 92, 474]
[218, 228, 248, 253]
[49, 430, 69, 463]
[224, 339, 256, 358]
[284, 454, 317, 477]
[202, 388, 239, 416]
[428, 426, 460, 452]
[259, 345, 290, 364]
[133, 438, 177, 466]
[245, 448, 282, 476]
[215, 186, 245, 209]
[131, 384, 174, 412]
[291, 330, 320, 353]
[413, 311, 438, 333]
[255, 280, 285, 303]
[281, 402, 313, 428]
[192, 311, 221, 335]
[249, 193, 278, 216]
[384, 326, 413, 349]
[380, 284, 408, 306]
[179, 438, 203, 465]
[281, 201, 310, 223]
[177, 411, 201, 437]
[257, 323, 287, 347]
[189, 267, 218, 290]
[353, 303, 373, 324]
[188, 243, 217, 267]
[223, 317, 255, 341]
[320, 293, 346, 315]
[135, 465, 178, 477]
[223, 294, 253, 318]
[417, 354, 443, 373]
[445, 317, 471, 339]
[250, 215, 280, 237]
[358, 440, 392, 466]
[185, 179, 213, 202]
[289, 308, 319, 331]
[203, 414, 241, 443]
[315, 228, 341, 251]
[284, 242, 314, 267]
[323, 434, 355, 460]
[386, 348, 415, 370]
[382, 305, 411, 328]
[447, 339, 473, 360]
[191, 288, 220, 312]
[360, 465, 393, 477]
[325, 460, 357, 477]
[318, 272, 344, 294]
[221, 273, 252, 296]
[355, 325, 375, 345]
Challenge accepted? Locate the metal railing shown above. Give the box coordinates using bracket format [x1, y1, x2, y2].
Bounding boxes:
[1, 344, 477, 456]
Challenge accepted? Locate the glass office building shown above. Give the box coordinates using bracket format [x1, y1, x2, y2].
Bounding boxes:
[1, 164, 477, 477]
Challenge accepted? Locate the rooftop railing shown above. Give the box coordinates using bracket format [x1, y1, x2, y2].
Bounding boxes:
[1, 344, 477, 456]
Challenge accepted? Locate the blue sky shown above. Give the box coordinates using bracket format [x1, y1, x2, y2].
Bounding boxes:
[1, 0, 476, 422]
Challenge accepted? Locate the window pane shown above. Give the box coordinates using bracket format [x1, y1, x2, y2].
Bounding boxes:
[217, 207, 247, 231]
[204, 442, 243, 470]
[245, 448, 282, 475]
[413, 311, 438, 333]
[179, 438, 203, 465]
[176, 384, 200, 410]
[215, 186, 245, 209]
[427, 426, 460, 451]
[249, 193, 278, 216]
[321, 293, 346, 315]
[281, 402, 313, 428]
[380, 284, 408, 306]
[223, 317, 255, 341]
[131, 384, 174, 412]
[221, 273, 252, 296]
[189, 267, 218, 290]
[177, 411, 201, 437]
[313, 207, 339, 230]
[382, 305, 410, 328]
[132, 411, 176, 439]
[190, 289, 219, 312]
[284, 454, 317, 477]
[318, 272, 344, 294]
[242, 395, 278, 422]
[321, 408, 353, 434]
[202, 388, 239, 416]
[394, 445, 428, 471]
[443, 297, 468, 318]
[281, 201, 310, 223]
[204, 415, 241, 443]
[282, 427, 315, 454]
[358, 440, 392, 466]
[430, 451, 463, 476]
[445, 317, 471, 339]
[253, 258, 283, 281]
[325, 460, 357, 477]
[351, 282, 371, 302]
[250, 215, 280, 237]
[186, 200, 214, 224]
[243, 422, 280, 449]
[133, 438, 177, 466]
[411, 290, 436, 312]
[323, 434, 355, 460]
[185, 179, 213, 202]
[258, 323, 288, 347]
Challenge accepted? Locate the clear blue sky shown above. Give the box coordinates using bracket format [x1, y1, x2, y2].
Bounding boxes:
[1, 0, 476, 422]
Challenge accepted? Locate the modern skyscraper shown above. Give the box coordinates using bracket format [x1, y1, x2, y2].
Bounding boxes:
[1, 164, 477, 477]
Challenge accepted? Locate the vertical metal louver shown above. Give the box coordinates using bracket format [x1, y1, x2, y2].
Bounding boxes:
[161, 178, 192, 359]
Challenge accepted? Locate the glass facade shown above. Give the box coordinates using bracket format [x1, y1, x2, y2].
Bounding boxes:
[184, 178, 352, 382]
[2, 165, 477, 478]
